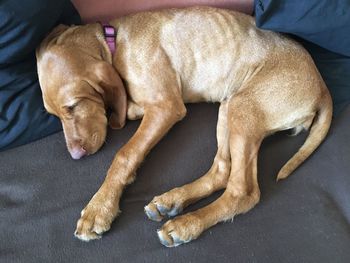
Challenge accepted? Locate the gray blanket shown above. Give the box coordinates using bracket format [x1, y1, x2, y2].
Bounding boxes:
[1, 104, 349, 262]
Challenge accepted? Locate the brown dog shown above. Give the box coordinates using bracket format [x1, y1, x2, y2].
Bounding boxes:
[36, 7, 332, 247]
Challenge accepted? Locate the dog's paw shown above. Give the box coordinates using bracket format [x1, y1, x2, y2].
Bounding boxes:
[74, 194, 119, 241]
[157, 214, 203, 247]
[144, 192, 184, 222]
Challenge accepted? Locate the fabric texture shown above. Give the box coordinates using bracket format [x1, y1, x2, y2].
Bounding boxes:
[0, 0, 81, 151]
[254, 0, 350, 116]
[0, 103, 349, 262]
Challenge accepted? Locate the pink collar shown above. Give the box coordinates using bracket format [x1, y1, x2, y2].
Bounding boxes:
[101, 22, 116, 55]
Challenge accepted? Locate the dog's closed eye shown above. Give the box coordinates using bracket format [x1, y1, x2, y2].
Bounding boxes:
[63, 102, 79, 116]
[67, 104, 77, 112]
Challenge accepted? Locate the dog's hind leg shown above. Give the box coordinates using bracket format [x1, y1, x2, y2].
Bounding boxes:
[157, 98, 263, 247]
[145, 101, 231, 221]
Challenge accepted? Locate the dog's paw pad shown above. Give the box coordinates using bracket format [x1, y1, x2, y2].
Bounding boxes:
[74, 202, 115, 242]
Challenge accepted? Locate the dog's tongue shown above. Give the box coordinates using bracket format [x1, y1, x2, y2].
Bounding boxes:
[70, 147, 87, 160]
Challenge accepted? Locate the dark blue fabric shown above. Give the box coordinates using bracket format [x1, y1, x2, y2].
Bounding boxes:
[254, 0, 350, 116]
[0, 0, 81, 151]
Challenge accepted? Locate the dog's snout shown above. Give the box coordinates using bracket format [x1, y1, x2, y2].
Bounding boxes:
[70, 146, 87, 160]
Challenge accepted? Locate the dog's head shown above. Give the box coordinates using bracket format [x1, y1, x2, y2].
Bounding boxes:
[36, 24, 127, 159]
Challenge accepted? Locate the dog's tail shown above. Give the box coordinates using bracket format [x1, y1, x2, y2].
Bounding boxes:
[276, 92, 333, 181]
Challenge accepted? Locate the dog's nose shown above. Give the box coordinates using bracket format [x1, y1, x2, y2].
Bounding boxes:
[70, 147, 87, 160]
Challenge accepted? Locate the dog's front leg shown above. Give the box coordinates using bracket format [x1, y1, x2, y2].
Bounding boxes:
[74, 103, 186, 241]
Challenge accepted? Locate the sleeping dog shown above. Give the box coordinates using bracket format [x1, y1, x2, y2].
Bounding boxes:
[36, 7, 332, 247]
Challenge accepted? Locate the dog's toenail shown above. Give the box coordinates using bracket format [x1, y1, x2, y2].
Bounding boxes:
[157, 205, 168, 214]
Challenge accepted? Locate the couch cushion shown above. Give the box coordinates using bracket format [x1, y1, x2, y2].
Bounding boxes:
[255, 0, 350, 56]
[0, 0, 81, 151]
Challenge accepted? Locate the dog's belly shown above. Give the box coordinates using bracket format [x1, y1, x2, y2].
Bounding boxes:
[177, 51, 242, 103]
[178, 57, 249, 103]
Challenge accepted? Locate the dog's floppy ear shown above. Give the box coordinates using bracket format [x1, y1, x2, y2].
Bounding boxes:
[92, 62, 127, 129]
